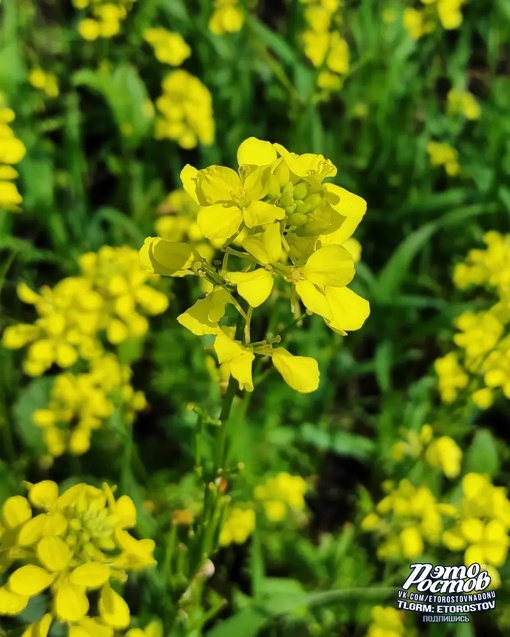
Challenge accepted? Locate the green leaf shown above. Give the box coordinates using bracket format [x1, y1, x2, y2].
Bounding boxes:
[464, 429, 500, 477]
[73, 65, 153, 148]
[206, 588, 395, 637]
[12, 377, 53, 456]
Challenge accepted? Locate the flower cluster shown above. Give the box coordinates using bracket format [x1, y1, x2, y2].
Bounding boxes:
[362, 473, 509, 587]
[32, 354, 146, 457]
[299, 0, 349, 91]
[219, 506, 255, 546]
[0, 94, 26, 212]
[154, 70, 215, 149]
[29, 68, 59, 98]
[209, 0, 244, 35]
[435, 232, 510, 409]
[361, 479, 454, 560]
[140, 137, 370, 394]
[391, 424, 462, 479]
[74, 0, 137, 41]
[0, 480, 156, 634]
[442, 473, 510, 580]
[447, 88, 481, 120]
[404, 0, 466, 40]
[427, 141, 460, 176]
[144, 28, 191, 66]
[366, 606, 405, 637]
[2, 246, 168, 376]
[254, 472, 307, 522]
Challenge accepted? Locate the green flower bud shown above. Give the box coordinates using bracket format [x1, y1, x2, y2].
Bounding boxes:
[288, 212, 308, 227]
[279, 192, 293, 208]
[293, 182, 308, 201]
[303, 192, 323, 211]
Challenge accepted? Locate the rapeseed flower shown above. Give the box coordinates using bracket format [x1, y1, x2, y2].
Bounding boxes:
[219, 506, 255, 546]
[155, 71, 215, 149]
[75, 0, 136, 40]
[0, 480, 155, 632]
[447, 88, 481, 120]
[427, 141, 460, 176]
[0, 94, 26, 211]
[144, 28, 191, 66]
[366, 605, 405, 637]
[254, 473, 307, 522]
[29, 68, 59, 98]
[209, 0, 244, 35]
[32, 354, 146, 457]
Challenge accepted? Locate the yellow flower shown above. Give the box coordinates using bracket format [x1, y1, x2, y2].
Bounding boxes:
[447, 89, 481, 120]
[424, 436, 462, 478]
[155, 70, 215, 149]
[367, 606, 405, 637]
[0, 94, 26, 212]
[209, 0, 244, 35]
[0, 481, 155, 633]
[29, 69, 59, 98]
[254, 473, 307, 522]
[427, 141, 460, 176]
[219, 506, 255, 546]
[144, 28, 191, 66]
[126, 620, 163, 637]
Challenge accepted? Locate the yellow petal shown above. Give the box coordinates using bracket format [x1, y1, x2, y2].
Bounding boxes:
[324, 287, 370, 331]
[54, 581, 90, 622]
[56, 342, 78, 367]
[295, 281, 331, 319]
[116, 495, 137, 528]
[8, 565, 54, 596]
[1, 495, 31, 528]
[196, 166, 241, 204]
[28, 480, 59, 509]
[21, 614, 52, 637]
[460, 518, 484, 543]
[0, 586, 29, 615]
[17, 283, 40, 304]
[242, 223, 282, 264]
[99, 583, 131, 629]
[237, 137, 277, 166]
[214, 330, 246, 364]
[243, 200, 284, 228]
[271, 348, 319, 393]
[139, 237, 197, 277]
[228, 269, 274, 307]
[229, 351, 255, 392]
[180, 164, 200, 204]
[73, 618, 114, 637]
[302, 245, 354, 287]
[177, 288, 230, 335]
[70, 563, 111, 589]
[197, 204, 243, 243]
[37, 536, 72, 571]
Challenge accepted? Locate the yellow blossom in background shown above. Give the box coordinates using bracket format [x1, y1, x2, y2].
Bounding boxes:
[0, 480, 156, 632]
[366, 605, 405, 637]
[1, 246, 167, 375]
[219, 506, 255, 546]
[2, 279, 104, 376]
[209, 0, 244, 35]
[403, 0, 466, 39]
[299, 0, 349, 92]
[154, 70, 215, 149]
[427, 141, 460, 176]
[392, 425, 462, 479]
[0, 94, 26, 211]
[79, 245, 169, 344]
[32, 354, 146, 458]
[28, 68, 59, 98]
[144, 28, 191, 66]
[447, 88, 481, 120]
[443, 473, 510, 576]
[254, 473, 307, 522]
[75, 0, 137, 40]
